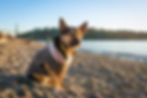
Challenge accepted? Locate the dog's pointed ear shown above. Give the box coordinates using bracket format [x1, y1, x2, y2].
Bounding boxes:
[79, 22, 88, 33]
[59, 18, 67, 33]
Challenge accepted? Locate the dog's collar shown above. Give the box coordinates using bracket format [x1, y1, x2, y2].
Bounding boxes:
[48, 41, 64, 64]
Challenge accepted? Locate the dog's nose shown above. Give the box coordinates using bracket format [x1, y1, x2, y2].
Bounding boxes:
[70, 39, 80, 46]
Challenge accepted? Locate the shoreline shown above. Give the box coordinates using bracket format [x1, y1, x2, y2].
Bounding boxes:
[80, 50, 147, 64]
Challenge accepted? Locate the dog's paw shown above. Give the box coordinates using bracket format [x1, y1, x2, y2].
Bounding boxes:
[53, 86, 65, 94]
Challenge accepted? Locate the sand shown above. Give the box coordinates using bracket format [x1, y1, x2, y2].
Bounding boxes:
[0, 38, 147, 98]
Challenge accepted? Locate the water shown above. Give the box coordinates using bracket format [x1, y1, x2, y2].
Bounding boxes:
[80, 40, 147, 56]
[80, 40, 147, 63]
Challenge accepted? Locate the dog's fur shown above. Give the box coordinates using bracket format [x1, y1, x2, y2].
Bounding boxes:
[26, 19, 87, 91]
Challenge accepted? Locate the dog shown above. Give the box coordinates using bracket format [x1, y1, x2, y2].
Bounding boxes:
[26, 18, 88, 92]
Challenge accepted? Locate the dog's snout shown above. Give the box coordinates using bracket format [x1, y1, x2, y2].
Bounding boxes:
[70, 38, 80, 46]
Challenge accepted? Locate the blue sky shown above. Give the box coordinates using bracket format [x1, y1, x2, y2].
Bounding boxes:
[0, 0, 147, 34]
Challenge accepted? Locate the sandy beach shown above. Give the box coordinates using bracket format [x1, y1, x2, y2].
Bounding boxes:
[0, 38, 147, 98]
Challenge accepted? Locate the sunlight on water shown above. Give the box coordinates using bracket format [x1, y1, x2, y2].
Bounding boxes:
[80, 40, 147, 56]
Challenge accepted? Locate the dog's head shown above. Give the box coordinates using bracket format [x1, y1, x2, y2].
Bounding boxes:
[58, 18, 88, 50]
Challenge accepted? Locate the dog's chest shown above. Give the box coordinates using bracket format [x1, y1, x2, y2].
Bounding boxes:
[65, 55, 73, 65]
[48, 42, 74, 66]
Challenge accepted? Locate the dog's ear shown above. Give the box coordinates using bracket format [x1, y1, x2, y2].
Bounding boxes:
[59, 18, 67, 33]
[79, 22, 88, 33]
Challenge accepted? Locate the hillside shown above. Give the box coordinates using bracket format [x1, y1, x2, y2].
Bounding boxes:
[17, 28, 147, 40]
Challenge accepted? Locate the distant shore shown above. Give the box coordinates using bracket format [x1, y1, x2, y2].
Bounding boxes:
[0, 38, 146, 98]
[17, 27, 147, 40]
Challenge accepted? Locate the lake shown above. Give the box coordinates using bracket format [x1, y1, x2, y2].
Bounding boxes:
[80, 40, 147, 63]
[80, 40, 147, 56]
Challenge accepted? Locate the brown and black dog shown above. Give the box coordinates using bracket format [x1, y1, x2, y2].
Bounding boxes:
[26, 18, 88, 91]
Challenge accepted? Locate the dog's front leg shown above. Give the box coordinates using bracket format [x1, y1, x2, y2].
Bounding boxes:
[54, 65, 69, 92]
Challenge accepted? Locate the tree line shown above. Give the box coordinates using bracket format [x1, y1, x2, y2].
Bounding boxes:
[17, 27, 147, 40]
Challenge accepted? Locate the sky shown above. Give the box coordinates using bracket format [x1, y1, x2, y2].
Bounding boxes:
[0, 0, 147, 35]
